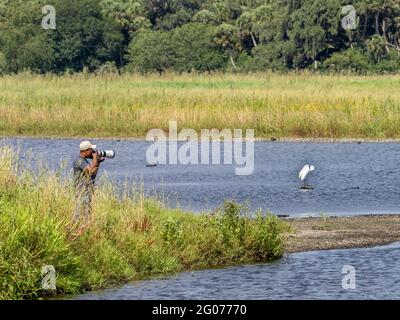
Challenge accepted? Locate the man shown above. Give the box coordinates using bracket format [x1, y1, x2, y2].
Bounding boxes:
[72, 140, 105, 220]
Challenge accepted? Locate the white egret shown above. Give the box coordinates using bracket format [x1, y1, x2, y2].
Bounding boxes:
[299, 165, 315, 188]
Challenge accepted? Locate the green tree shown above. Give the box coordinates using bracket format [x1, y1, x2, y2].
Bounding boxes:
[236, 11, 258, 49]
[2, 0, 400, 74]
[288, 0, 341, 68]
[126, 30, 175, 73]
[252, 4, 274, 44]
[52, 0, 124, 72]
[192, 9, 219, 25]
[0, 0, 56, 73]
[1, 34, 55, 73]
[100, 0, 151, 66]
[172, 23, 226, 72]
[214, 23, 241, 69]
[141, 0, 202, 29]
[366, 35, 389, 62]
[100, 0, 150, 36]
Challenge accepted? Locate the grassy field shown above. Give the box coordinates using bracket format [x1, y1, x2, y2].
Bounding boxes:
[0, 146, 289, 300]
[1, 72, 400, 139]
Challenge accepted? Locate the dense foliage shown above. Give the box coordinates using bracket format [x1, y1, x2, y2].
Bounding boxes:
[1, 0, 400, 74]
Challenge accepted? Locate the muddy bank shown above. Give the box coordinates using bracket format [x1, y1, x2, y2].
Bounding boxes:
[286, 215, 400, 253]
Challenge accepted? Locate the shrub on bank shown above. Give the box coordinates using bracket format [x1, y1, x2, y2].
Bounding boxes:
[0, 147, 290, 299]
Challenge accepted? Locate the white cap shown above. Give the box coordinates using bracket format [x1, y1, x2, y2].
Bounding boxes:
[79, 140, 97, 151]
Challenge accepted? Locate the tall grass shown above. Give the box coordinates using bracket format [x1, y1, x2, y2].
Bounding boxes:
[1, 72, 400, 139]
[0, 146, 290, 300]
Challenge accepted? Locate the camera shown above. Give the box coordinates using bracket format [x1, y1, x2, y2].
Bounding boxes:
[95, 150, 115, 159]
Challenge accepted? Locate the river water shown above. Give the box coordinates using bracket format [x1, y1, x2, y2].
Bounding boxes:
[3, 138, 400, 299]
[2, 138, 400, 216]
[71, 242, 400, 300]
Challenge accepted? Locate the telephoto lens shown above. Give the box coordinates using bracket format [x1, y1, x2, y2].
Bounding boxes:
[96, 150, 116, 158]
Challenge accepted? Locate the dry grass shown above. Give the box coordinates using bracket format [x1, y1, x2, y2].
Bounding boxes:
[1, 72, 400, 138]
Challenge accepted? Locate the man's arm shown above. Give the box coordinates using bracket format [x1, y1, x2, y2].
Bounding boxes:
[85, 151, 100, 176]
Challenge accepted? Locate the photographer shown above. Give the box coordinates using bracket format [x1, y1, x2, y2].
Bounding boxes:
[72, 140, 105, 221]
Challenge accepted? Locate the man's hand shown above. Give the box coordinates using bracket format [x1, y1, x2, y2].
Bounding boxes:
[93, 151, 106, 162]
[86, 150, 101, 175]
[92, 151, 105, 166]
[94, 152, 106, 163]
[92, 150, 99, 161]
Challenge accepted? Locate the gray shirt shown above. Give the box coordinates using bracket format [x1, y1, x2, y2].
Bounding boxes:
[72, 156, 96, 194]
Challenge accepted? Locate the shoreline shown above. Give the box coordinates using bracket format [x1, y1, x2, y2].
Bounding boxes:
[45, 214, 400, 300]
[2, 135, 400, 143]
[286, 215, 400, 253]
[67, 214, 400, 299]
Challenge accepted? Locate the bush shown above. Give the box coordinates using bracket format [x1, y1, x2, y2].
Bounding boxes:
[95, 61, 119, 75]
[212, 200, 291, 262]
[372, 51, 400, 74]
[215, 200, 246, 244]
[322, 49, 370, 74]
[244, 213, 289, 260]
[239, 45, 290, 72]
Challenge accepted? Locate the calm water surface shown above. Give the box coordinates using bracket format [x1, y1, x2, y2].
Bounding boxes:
[2, 138, 400, 216]
[71, 242, 400, 300]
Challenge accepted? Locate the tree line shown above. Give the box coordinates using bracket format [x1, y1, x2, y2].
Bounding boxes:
[1, 0, 400, 74]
